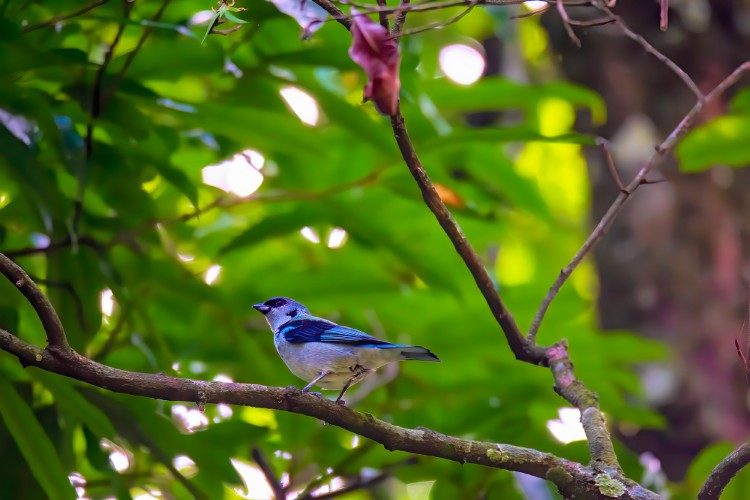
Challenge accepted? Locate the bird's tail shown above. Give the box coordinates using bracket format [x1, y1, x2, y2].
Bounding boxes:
[399, 345, 440, 362]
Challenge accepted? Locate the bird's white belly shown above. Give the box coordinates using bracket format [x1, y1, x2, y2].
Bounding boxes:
[274, 336, 398, 390]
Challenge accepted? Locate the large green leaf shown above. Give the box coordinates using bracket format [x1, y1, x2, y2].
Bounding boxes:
[424, 77, 606, 123]
[29, 370, 115, 438]
[677, 115, 750, 171]
[0, 378, 75, 500]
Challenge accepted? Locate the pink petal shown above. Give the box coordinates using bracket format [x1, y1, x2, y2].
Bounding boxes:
[348, 10, 401, 116]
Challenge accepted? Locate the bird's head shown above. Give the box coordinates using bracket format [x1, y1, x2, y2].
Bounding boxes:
[253, 296, 308, 330]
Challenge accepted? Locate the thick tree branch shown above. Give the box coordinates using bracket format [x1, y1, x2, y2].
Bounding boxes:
[547, 343, 620, 472]
[528, 62, 749, 342]
[0, 249, 656, 496]
[0, 326, 654, 499]
[698, 442, 750, 500]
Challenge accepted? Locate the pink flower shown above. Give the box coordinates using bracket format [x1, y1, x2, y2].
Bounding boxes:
[348, 11, 401, 116]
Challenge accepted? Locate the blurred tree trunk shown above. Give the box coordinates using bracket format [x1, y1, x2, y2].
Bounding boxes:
[546, 0, 750, 480]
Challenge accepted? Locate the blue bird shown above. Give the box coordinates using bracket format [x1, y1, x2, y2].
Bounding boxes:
[253, 297, 440, 403]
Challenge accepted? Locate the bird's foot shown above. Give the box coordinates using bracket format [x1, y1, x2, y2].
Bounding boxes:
[336, 399, 347, 406]
[300, 386, 322, 397]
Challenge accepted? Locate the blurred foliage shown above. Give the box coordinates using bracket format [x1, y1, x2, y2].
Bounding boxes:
[0, 0, 733, 498]
[677, 87, 750, 172]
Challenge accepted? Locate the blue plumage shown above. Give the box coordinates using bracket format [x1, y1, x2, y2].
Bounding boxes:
[279, 318, 392, 347]
[253, 296, 439, 403]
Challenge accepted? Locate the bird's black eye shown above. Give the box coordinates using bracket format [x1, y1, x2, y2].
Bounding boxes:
[265, 298, 287, 308]
[286, 309, 298, 318]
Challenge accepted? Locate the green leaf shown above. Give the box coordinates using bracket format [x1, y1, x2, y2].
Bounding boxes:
[202, 11, 223, 45]
[0, 378, 75, 500]
[676, 115, 750, 171]
[221, 205, 328, 254]
[153, 162, 199, 208]
[418, 127, 597, 150]
[684, 442, 750, 498]
[424, 78, 606, 124]
[223, 10, 248, 24]
[29, 370, 115, 438]
[729, 87, 750, 113]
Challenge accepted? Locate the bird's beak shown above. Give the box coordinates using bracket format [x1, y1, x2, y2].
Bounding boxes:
[253, 303, 271, 314]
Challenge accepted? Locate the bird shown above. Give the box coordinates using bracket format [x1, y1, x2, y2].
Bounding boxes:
[252, 296, 440, 404]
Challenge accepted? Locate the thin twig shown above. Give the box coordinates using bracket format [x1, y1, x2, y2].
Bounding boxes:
[296, 442, 376, 499]
[310, 474, 389, 499]
[392, 0, 477, 39]
[375, 0, 389, 29]
[391, 0, 410, 35]
[101, 0, 172, 110]
[698, 442, 750, 500]
[309, 457, 417, 499]
[556, 0, 581, 47]
[735, 284, 750, 385]
[389, 112, 544, 362]
[251, 448, 285, 499]
[21, 0, 109, 33]
[321, 0, 553, 29]
[596, 137, 625, 192]
[2, 170, 384, 261]
[594, 3, 702, 99]
[29, 275, 88, 332]
[527, 62, 749, 343]
[209, 24, 243, 35]
[3, 235, 106, 259]
[659, 0, 668, 31]
[567, 16, 614, 27]
[80, 1, 132, 233]
[90, 306, 129, 361]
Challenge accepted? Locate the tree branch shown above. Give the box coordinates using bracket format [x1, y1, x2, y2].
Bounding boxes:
[312, 0, 624, 474]
[308, 5, 535, 362]
[2, 235, 107, 259]
[556, 0, 581, 47]
[593, 3, 701, 99]
[0, 326, 654, 499]
[20, 0, 109, 33]
[698, 442, 750, 500]
[547, 342, 620, 472]
[527, 61, 749, 342]
[0, 249, 658, 497]
[0, 254, 68, 347]
[389, 113, 544, 363]
[251, 447, 285, 499]
[101, 0, 172, 110]
[319, 0, 577, 30]
[307, 457, 417, 498]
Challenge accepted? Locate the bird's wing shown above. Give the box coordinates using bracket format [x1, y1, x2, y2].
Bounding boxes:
[279, 318, 392, 346]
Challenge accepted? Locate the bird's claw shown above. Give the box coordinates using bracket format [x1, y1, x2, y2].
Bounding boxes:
[336, 399, 347, 406]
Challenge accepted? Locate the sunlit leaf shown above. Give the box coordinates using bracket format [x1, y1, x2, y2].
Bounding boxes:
[677, 115, 750, 171]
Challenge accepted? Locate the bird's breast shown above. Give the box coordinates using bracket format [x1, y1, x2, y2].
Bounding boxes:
[273, 334, 395, 389]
